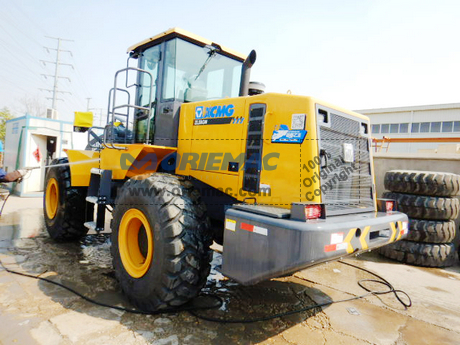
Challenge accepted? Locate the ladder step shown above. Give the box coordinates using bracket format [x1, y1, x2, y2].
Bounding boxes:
[90, 168, 103, 175]
[84, 221, 96, 231]
[84, 221, 104, 232]
[86, 196, 98, 204]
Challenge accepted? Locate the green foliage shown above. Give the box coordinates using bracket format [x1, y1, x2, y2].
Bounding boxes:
[0, 107, 14, 143]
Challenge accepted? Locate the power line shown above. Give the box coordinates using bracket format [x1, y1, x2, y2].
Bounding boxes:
[10, 2, 49, 37]
[0, 11, 44, 50]
[41, 36, 74, 111]
[0, 75, 30, 94]
[0, 39, 48, 87]
[85, 97, 105, 126]
[68, 52, 92, 98]
[1, 3, 95, 119]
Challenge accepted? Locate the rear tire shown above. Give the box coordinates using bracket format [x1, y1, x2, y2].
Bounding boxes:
[44, 158, 93, 241]
[384, 170, 460, 197]
[379, 240, 456, 268]
[111, 174, 212, 311]
[382, 192, 459, 221]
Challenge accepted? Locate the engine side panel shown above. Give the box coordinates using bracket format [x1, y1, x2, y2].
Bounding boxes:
[177, 93, 327, 208]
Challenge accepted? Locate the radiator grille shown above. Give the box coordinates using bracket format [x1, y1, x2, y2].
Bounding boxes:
[317, 110, 374, 214]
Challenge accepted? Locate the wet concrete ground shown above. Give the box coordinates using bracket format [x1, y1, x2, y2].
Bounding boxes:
[0, 196, 459, 344]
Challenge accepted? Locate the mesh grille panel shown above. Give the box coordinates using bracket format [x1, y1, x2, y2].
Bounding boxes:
[318, 112, 374, 214]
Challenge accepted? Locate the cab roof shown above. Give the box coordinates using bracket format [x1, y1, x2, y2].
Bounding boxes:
[127, 27, 246, 62]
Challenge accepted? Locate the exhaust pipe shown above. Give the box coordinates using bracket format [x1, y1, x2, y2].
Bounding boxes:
[239, 50, 257, 96]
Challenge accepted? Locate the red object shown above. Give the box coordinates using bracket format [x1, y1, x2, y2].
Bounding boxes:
[33, 147, 41, 163]
[240, 222, 253, 232]
[305, 204, 322, 220]
[324, 244, 336, 252]
[386, 201, 394, 213]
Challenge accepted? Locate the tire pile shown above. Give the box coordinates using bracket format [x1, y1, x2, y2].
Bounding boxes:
[379, 170, 460, 268]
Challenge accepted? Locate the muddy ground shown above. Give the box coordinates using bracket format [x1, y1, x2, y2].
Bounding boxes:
[0, 196, 459, 345]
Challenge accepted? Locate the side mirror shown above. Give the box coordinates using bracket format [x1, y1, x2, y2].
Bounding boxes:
[74, 111, 94, 132]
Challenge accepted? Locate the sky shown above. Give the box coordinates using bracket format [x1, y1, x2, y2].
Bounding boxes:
[1, 0, 460, 122]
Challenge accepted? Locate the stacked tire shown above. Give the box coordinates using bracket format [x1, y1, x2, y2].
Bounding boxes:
[379, 170, 460, 268]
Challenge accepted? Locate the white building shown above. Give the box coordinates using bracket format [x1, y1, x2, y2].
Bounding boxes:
[4, 114, 87, 196]
[356, 103, 460, 153]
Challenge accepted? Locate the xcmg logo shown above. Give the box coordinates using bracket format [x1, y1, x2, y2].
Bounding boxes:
[195, 104, 235, 119]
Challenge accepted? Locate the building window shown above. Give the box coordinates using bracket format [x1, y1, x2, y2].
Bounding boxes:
[12, 122, 18, 134]
[454, 121, 460, 132]
[442, 122, 453, 132]
[420, 122, 430, 133]
[411, 123, 420, 133]
[372, 124, 380, 134]
[389, 124, 398, 133]
[399, 123, 409, 133]
[381, 124, 389, 134]
[431, 122, 441, 133]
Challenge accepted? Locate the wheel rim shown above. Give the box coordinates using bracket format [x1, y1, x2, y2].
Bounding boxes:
[119, 208, 154, 278]
[45, 178, 59, 219]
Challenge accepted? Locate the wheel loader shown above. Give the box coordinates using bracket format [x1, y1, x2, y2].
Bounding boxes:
[43, 28, 408, 311]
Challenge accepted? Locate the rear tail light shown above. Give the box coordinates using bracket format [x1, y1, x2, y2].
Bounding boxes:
[291, 203, 325, 221]
[377, 198, 397, 213]
[305, 204, 322, 220]
[386, 200, 395, 213]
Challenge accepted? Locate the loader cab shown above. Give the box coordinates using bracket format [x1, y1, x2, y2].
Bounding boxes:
[130, 28, 246, 147]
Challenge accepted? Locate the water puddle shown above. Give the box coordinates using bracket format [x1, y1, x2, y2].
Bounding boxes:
[0, 209, 44, 249]
[0, 208, 328, 330]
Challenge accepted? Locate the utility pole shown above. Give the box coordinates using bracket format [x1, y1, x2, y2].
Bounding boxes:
[87, 99, 104, 126]
[40, 37, 74, 113]
[88, 107, 104, 127]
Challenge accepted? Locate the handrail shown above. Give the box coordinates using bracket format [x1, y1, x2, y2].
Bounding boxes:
[87, 126, 105, 150]
[106, 88, 131, 125]
[104, 65, 154, 149]
[112, 104, 151, 112]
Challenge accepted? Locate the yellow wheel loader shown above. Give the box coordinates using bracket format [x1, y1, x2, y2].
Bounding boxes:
[43, 28, 408, 311]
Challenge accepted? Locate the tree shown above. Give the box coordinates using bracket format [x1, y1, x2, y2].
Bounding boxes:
[0, 107, 14, 143]
[18, 95, 46, 117]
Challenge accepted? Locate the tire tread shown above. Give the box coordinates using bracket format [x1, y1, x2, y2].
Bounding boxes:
[384, 170, 460, 197]
[382, 192, 459, 221]
[406, 219, 456, 243]
[379, 240, 456, 267]
[44, 158, 92, 241]
[111, 174, 212, 311]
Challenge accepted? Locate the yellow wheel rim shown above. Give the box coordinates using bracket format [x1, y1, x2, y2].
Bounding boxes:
[119, 208, 154, 278]
[45, 178, 59, 219]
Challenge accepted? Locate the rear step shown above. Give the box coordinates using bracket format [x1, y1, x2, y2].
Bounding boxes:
[84, 221, 98, 231]
[86, 196, 99, 204]
[85, 169, 113, 233]
[90, 168, 104, 175]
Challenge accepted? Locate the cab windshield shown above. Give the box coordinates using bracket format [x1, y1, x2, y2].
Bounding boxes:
[135, 37, 243, 143]
[162, 38, 242, 102]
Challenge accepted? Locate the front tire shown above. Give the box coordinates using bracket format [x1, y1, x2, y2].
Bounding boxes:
[44, 158, 93, 241]
[111, 174, 212, 311]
